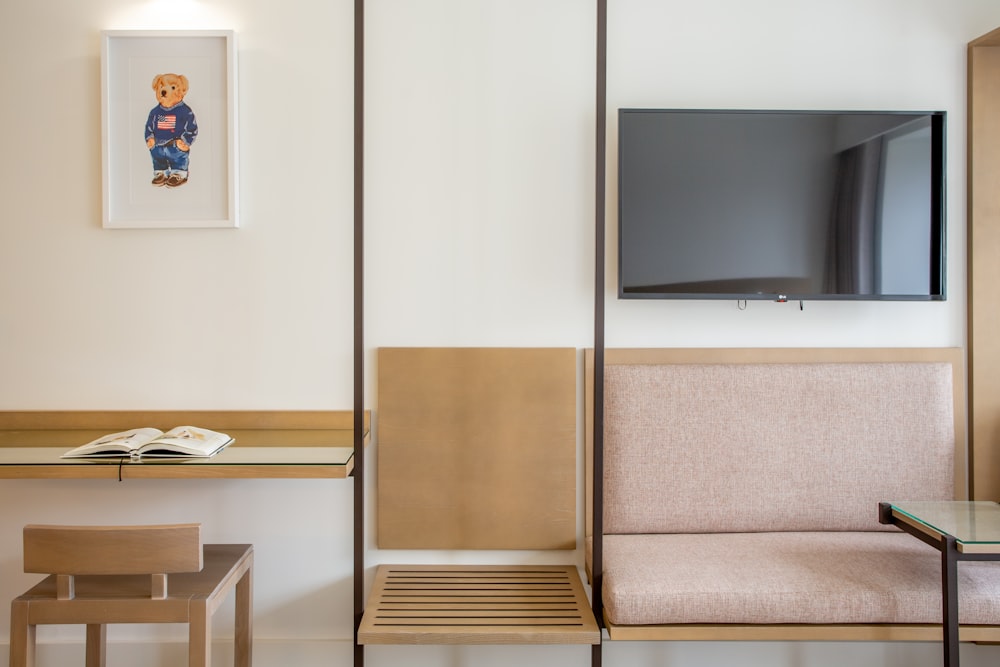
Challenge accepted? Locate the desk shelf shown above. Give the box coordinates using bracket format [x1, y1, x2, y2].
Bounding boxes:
[0, 411, 367, 480]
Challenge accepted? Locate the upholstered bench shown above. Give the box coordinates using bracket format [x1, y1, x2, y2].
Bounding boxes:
[587, 348, 1000, 643]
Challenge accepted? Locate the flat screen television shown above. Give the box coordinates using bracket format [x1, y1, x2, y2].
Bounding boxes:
[617, 109, 946, 301]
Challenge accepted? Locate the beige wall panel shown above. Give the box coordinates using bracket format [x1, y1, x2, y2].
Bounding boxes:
[377, 348, 577, 550]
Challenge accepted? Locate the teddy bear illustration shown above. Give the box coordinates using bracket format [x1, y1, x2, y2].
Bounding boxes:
[144, 73, 198, 188]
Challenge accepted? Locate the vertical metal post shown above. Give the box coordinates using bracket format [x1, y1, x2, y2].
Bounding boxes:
[942, 535, 959, 667]
[353, 0, 365, 665]
[592, 1, 607, 666]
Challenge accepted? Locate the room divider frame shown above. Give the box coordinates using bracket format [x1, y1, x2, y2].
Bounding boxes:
[350, 1, 609, 666]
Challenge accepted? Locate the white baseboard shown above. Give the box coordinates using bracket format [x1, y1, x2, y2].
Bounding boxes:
[0, 638, 353, 667]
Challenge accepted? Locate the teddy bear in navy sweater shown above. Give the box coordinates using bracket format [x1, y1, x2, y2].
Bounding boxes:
[145, 73, 199, 188]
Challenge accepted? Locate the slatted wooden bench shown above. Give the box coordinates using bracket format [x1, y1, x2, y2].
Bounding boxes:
[358, 565, 598, 645]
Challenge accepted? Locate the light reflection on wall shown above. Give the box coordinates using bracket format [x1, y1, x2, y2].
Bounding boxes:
[106, 0, 234, 30]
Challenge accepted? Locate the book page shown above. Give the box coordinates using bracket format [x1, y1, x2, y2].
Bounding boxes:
[62, 427, 164, 458]
[137, 426, 233, 457]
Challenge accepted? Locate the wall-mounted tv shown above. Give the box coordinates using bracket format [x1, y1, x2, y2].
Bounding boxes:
[617, 109, 946, 301]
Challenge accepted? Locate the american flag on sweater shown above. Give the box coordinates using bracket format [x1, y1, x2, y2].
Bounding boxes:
[156, 115, 177, 130]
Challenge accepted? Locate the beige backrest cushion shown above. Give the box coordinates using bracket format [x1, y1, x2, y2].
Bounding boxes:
[604, 362, 955, 534]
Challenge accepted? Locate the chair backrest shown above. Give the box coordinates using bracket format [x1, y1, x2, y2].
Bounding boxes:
[23, 524, 202, 600]
[23, 524, 203, 575]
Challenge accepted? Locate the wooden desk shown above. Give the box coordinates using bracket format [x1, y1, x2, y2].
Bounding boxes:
[0, 411, 366, 479]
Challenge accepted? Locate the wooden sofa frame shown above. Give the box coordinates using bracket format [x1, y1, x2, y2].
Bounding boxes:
[585, 347, 1000, 646]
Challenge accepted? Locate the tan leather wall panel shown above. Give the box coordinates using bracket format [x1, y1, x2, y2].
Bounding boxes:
[377, 348, 577, 550]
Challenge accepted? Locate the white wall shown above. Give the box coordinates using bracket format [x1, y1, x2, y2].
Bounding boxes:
[3, 1, 1000, 666]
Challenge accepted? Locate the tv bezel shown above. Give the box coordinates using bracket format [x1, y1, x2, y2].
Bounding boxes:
[616, 108, 947, 302]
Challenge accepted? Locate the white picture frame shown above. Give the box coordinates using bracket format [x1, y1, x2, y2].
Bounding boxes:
[101, 30, 238, 229]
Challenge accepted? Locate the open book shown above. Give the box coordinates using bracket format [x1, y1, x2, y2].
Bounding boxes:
[61, 426, 234, 459]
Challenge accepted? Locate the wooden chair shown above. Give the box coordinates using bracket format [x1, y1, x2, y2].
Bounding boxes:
[9, 524, 253, 667]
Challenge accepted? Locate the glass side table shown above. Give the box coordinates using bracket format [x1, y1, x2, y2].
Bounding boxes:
[879, 500, 1000, 667]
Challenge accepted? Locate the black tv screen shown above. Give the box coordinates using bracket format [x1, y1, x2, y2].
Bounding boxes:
[617, 109, 946, 301]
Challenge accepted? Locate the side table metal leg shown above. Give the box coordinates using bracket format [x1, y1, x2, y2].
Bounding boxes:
[942, 535, 959, 667]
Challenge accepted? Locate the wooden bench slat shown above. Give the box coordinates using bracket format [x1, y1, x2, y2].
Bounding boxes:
[359, 565, 600, 645]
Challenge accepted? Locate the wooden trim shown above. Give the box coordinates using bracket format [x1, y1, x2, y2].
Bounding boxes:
[605, 620, 1000, 643]
[584, 349, 597, 540]
[891, 509, 948, 543]
[601, 346, 963, 366]
[0, 428, 359, 449]
[0, 410, 364, 432]
[968, 31, 1000, 501]
[970, 26, 1000, 47]
[0, 461, 353, 480]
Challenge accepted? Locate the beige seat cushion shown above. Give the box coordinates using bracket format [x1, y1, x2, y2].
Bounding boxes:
[601, 532, 1000, 626]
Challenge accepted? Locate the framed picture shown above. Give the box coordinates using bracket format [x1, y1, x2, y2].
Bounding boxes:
[101, 30, 238, 228]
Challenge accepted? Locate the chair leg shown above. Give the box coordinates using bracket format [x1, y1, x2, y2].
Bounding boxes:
[235, 567, 253, 667]
[9, 599, 34, 667]
[189, 601, 211, 667]
[85, 624, 107, 667]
